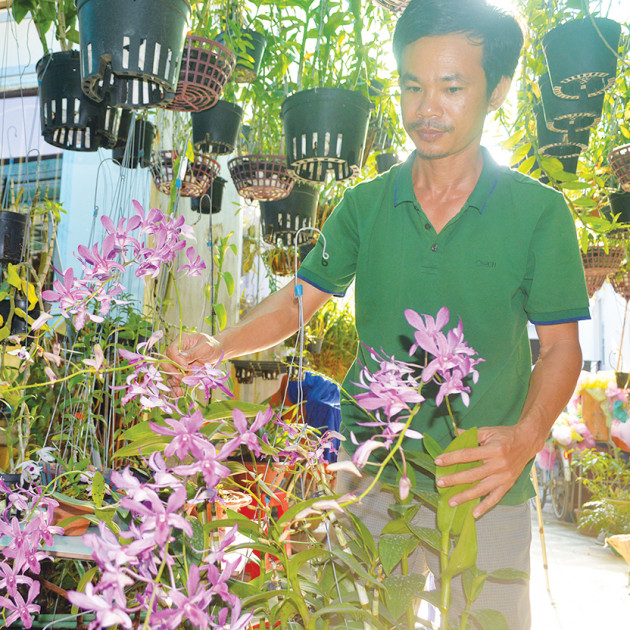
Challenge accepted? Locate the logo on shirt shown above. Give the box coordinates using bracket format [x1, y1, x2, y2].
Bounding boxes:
[476, 259, 497, 268]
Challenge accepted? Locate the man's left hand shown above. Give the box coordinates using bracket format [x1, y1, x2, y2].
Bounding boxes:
[434, 424, 535, 519]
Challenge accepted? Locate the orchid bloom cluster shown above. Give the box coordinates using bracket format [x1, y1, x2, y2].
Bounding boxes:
[0, 481, 63, 629]
[349, 307, 483, 488]
[41, 201, 205, 331]
[66, 403, 279, 629]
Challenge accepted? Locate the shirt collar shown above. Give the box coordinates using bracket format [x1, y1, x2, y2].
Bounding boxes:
[393, 146, 500, 215]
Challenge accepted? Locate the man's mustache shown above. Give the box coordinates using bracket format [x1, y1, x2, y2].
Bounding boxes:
[408, 120, 452, 132]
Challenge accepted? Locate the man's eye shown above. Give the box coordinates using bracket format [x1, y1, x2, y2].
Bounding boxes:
[447, 87, 463, 93]
[405, 85, 421, 92]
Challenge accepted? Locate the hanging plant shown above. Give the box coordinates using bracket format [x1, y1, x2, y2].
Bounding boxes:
[228, 154, 294, 201]
[608, 144, 630, 193]
[191, 176, 228, 214]
[112, 112, 155, 169]
[192, 100, 244, 155]
[581, 244, 625, 298]
[151, 150, 220, 198]
[0, 212, 28, 265]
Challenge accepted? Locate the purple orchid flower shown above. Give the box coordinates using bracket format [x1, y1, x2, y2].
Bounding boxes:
[0, 579, 40, 628]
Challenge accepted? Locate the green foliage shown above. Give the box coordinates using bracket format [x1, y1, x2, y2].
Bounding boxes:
[11, 0, 78, 52]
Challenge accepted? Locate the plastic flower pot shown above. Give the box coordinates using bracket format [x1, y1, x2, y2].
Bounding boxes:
[538, 72, 604, 133]
[535, 104, 589, 159]
[112, 113, 155, 169]
[191, 176, 227, 214]
[165, 35, 235, 112]
[217, 28, 267, 83]
[610, 190, 630, 222]
[0, 211, 27, 264]
[375, 151, 400, 174]
[228, 154, 294, 201]
[282, 87, 370, 183]
[75, 0, 192, 109]
[36, 51, 119, 151]
[151, 150, 220, 197]
[0, 298, 39, 337]
[608, 144, 630, 193]
[542, 17, 621, 99]
[259, 181, 319, 248]
[192, 100, 243, 156]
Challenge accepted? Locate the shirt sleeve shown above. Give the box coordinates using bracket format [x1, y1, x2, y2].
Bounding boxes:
[297, 187, 360, 297]
[522, 193, 591, 325]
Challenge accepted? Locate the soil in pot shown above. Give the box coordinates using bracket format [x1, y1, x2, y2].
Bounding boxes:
[0, 211, 27, 264]
[282, 87, 370, 183]
[76, 0, 192, 108]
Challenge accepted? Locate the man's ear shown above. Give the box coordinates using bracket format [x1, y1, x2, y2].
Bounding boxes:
[488, 76, 512, 112]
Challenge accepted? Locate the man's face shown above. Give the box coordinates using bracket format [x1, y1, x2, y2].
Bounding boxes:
[399, 33, 503, 161]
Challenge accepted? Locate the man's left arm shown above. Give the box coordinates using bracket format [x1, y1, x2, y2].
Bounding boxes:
[434, 321, 582, 518]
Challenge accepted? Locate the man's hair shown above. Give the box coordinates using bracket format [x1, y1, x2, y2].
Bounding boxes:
[392, 0, 524, 97]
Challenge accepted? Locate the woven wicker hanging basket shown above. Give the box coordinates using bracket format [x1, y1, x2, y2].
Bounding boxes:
[228, 154, 294, 201]
[612, 271, 630, 301]
[582, 245, 625, 297]
[151, 150, 220, 197]
[608, 144, 630, 193]
[165, 35, 235, 112]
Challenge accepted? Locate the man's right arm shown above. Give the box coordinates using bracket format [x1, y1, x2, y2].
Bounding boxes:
[164, 279, 331, 389]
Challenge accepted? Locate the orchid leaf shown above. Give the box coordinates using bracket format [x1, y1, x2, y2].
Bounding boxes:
[422, 434, 443, 460]
[383, 573, 426, 620]
[410, 487, 439, 509]
[468, 609, 510, 630]
[222, 271, 235, 296]
[441, 507, 477, 580]
[488, 568, 530, 582]
[378, 533, 417, 575]
[214, 303, 227, 330]
[462, 566, 487, 604]
[203, 399, 267, 421]
[91, 470, 105, 508]
[408, 525, 442, 552]
[417, 589, 442, 609]
[405, 451, 436, 476]
[348, 511, 377, 556]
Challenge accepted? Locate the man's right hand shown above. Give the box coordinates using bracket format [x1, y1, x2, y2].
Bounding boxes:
[164, 333, 224, 395]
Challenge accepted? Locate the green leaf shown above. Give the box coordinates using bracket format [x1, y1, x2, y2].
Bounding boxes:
[382, 573, 426, 620]
[468, 609, 510, 630]
[405, 450, 436, 476]
[417, 589, 442, 609]
[410, 487, 439, 509]
[517, 155, 536, 175]
[408, 525, 442, 552]
[203, 399, 268, 421]
[11, 0, 38, 22]
[214, 303, 227, 330]
[509, 142, 532, 167]
[488, 568, 530, 582]
[113, 435, 170, 459]
[91, 471, 105, 508]
[441, 507, 477, 580]
[378, 533, 418, 575]
[348, 511, 377, 557]
[222, 271, 235, 296]
[501, 129, 526, 151]
[462, 566, 487, 604]
[70, 566, 99, 616]
[422, 434, 443, 460]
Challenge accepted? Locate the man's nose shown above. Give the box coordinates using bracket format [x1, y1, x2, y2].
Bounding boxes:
[416, 89, 441, 118]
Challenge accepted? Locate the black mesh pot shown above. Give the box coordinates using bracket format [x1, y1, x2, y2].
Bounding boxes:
[538, 72, 604, 133]
[192, 101, 243, 155]
[0, 298, 39, 337]
[217, 29, 266, 83]
[542, 17, 621, 99]
[0, 211, 27, 264]
[76, 0, 191, 109]
[36, 51, 119, 151]
[536, 105, 589, 159]
[260, 181, 319, 248]
[113, 113, 155, 168]
[191, 177, 227, 214]
[608, 191, 630, 224]
[375, 152, 400, 174]
[282, 88, 370, 183]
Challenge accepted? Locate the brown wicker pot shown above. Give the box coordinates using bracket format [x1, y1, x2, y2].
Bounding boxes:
[228, 154, 294, 201]
[165, 35, 235, 112]
[582, 245, 625, 297]
[609, 144, 630, 193]
[151, 150, 220, 197]
[612, 272, 630, 301]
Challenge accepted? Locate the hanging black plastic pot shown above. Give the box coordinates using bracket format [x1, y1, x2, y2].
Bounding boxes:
[192, 101, 243, 155]
[542, 17, 621, 99]
[36, 51, 119, 151]
[0, 298, 39, 337]
[282, 87, 370, 183]
[0, 211, 27, 264]
[191, 177, 227, 214]
[605, 190, 630, 225]
[375, 152, 400, 174]
[260, 181, 319, 248]
[535, 105, 589, 159]
[538, 72, 604, 133]
[113, 112, 155, 168]
[75, 0, 192, 109]
[217, 29, 266, 83]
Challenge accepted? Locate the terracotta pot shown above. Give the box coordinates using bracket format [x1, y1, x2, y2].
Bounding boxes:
[52, 499, 94, 536]
[213, 489, 252, 520]
[230, 461, 286, 492]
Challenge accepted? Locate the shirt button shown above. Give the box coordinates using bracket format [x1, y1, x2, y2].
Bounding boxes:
[431, 243, 438, 252]
[424, 223, 431, 230]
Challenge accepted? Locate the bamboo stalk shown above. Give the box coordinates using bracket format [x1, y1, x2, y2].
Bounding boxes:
[531, 467, 553, 600]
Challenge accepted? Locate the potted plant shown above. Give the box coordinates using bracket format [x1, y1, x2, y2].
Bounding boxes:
[112, 111, 155, 169]
[75, 0, 192, 108]
[151, 150, 221, 198]
[0, 210, 27, 265]
[191, 176, 228, 214]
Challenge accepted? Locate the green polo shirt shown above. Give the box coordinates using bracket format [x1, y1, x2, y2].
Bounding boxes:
[298, 148, 590, 504]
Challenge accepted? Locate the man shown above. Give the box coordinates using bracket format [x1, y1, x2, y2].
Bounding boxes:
[167, 1, 589, 626]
